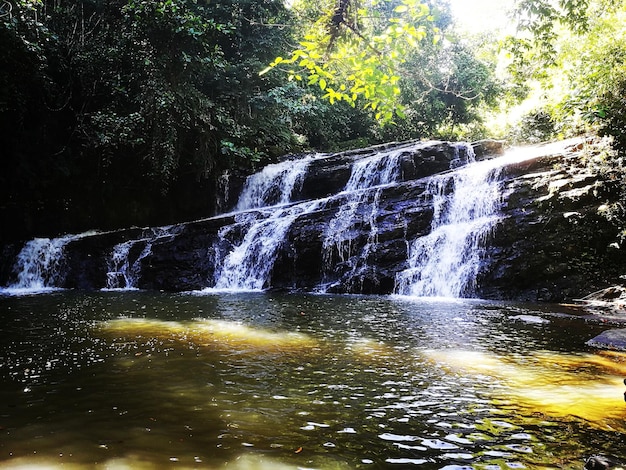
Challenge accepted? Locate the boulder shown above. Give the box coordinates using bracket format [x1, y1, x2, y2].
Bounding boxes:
[586, 329, 626, 351]
[584, 454, 626, 470]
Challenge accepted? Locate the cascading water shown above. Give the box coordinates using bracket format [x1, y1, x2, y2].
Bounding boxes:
[210, 156, 318, 290]
[6, 233, 88, 292]
[320, 148, 405, 290]
[235, 155, 313, 211]
[105, 227, 178, 290]
[395, 146, 503, 298]
[213, 201, 321, 290]
[106, 240, 137, 289]
[320, 142, 478, 293]
[2, 139, 528, 296]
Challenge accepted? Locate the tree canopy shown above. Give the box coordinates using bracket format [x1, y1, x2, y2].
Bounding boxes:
[503, 0, 626, 242]
[1, 0, 625, 243]
[262, 0, 441, 122]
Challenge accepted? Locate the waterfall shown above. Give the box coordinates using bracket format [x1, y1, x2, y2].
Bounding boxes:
[210, 155, 318, 291]
[6, 233, 88, 292]
[105, 240, 145, 290]
[1, 139, 531, 296]
[395, 148, 503, 298]
[213, 201, 321, 290]
[319, 143, 476, 292]
[320, 148, 405, 290]
[213, 145, 405, 293]
[105, 227, 178, 290]
[235, 155, 313, 211]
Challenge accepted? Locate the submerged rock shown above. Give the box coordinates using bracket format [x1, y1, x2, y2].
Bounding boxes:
[510, 314, 550, 324]
[586, 329, 626, 351]
[578, 286, 626, 317]
[585, 454, 626, 470]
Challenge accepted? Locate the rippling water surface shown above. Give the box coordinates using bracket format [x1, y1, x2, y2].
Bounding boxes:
[0, 291, 625, 469]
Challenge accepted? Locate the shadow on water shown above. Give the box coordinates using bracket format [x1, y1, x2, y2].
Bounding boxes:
[0, 291, 625, 468]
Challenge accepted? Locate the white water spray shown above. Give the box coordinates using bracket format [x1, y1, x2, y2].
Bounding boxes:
[105, 227, 178, 290]
[213, 201, 320, 290]
[322, 147, 405, 269]
[395, 148, 503, 298]
[106, 240, 143, 290]
[211, 154, 320, 291]
[6, 233, 91, 292]
[235, 156, 313, 211]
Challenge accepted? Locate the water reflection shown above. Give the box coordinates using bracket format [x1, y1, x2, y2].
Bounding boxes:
[0, 291, 624, 468]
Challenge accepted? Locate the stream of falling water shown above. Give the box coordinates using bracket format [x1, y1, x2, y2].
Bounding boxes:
[395, 151, 503, 298]
[2, 140, 578, 296]
[235, 155, 314, 211]
[212, 200, 321, 290]
[210, 155, 318, 290]
[105, 227, 179, 290]
[5, 233, 93, 292]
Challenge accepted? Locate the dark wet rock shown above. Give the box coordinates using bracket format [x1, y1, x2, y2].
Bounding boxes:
[2, 138, 625, 299]
[476, 141, 626, 302]
[472, 139, 506, 160]
[138, 215, 234, 291]
[586, 329, 626, 351]
[584, 454, 626, 470]
[298, 140, 465, 201]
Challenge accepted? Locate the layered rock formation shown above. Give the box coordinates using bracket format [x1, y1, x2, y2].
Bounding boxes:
[1, 138, 624, 301]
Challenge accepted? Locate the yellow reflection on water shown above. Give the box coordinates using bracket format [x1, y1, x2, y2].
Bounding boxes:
[98, 318, 318, 352]
[0, 453, 351, 470]
[426, 348, 626, 427]
[344, 337, 396, 362]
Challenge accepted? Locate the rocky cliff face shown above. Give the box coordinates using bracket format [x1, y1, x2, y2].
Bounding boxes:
[1, 138, 624, 301]
[479, 143, 626, 301]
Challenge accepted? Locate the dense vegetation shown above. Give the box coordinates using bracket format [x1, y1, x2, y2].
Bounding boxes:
[0, 0, 625, 246]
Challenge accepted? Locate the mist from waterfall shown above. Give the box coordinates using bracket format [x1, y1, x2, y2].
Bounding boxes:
[10, 237, 73, 291]
[395, 150, 504, 298]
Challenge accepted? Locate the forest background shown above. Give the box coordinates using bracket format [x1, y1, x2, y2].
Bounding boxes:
[1, 0, 625, 246]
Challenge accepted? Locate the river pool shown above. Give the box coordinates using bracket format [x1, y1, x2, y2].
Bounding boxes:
[0, 290, 625, 469]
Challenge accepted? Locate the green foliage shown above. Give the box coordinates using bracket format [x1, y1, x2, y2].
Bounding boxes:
[505, 0, 591, 81]
[0, 0, 507, 240]
[504, 0, 626, 248]
[508, 109, 556, 144]
[262, 0, 441, 123]
[0, 0, 302, 238]
[504, 1, 626, 145]
[377, 36, 503, 141]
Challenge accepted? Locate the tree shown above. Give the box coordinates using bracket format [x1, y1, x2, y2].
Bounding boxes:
[505, 0, 591, 79]
[262, 0, 443, 123]
[504, 0, 626, 143]
[382, 36, 502, 140]
[504, 0, 626, 246]
[0, 0, 302, 239]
